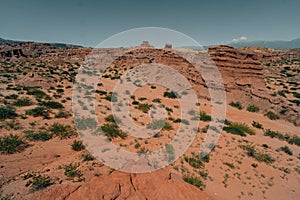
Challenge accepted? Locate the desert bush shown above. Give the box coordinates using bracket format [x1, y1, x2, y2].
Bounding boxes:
[252, 121, 263, 129]
[0, 134, 27, 154]
[5, 94, 18, 99]
[162, 122, 173, 131]
[240, 145, 275, 164]
[104, 92, 117, 102]
[184, 156, 203, 168]
[40, 101, 64, 109]
[5, 120, 22, 130]
[263, 129, 300, 146]
[152, 98, 161, 103]
[223, 122, 255, 136]
[147, 119, 165, 130]
[223, 162, 235, 169]
[229, 101, 243, 110]
[54, 110, 70, 118]
[199, 111, 212, 122]
[81, 152, 95, 161]
[183, 175, 205, 190]
[25, 106, 50, 119]
[199, 152, 210, 163]
[0, 107, 17, 120]
[247, 104, 260, 112]
[101, 123, 127, 139]
[105, 114, 121, 124]
[71, 140, 85, 151]
[163, 91, 179, 99]
[29, 174, 53, 191]
[64, 163, 82, 178]
[24, 130, 52, 141]
[49, 123, 75, 139]
[289, 99, 300, 106]
[279, 146, 293, 155]
[137, 103, 151, 113]
[292, 92, 300, 99]
[26, 88, 49, 99]
[13, 98, 33, 107]
[265, 111, 279, 120]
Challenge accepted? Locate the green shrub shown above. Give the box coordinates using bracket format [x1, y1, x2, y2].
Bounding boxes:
[5, 94, 18, 99]
[223, 162, 235, 169]
[147, 119, 165, 130]
[199, 111, 212, 122]
[40, 101, 64, 109]
[24, 130, 52, 141]
[152, 98, 161, 103]
[240, 145, 275, 164]
[183, 175, 205, 190]
[101, 123, 127, 139]
[229, 101, 243, 110]
[71, 140, 85, 151]
[25, 106, 50, 119]
[252, 121, 263, 129]
[279, 146, 293, 155]
[26, 88, 48, 99]
[64, 163, 81, 178]
[289, 99, 300, 106]
[0, 134, 27, 154]
[184, 156, 203, 168]
[247, 104, 260, 112]
[30, 174, 53, 191]
[263, 129, 300, 146]
[49, 123, 75, 139]
[162, 122, 173, 131]
[223, 122, 255, 136]
[223, 126, 246, 136]
[292, 92, 300, 99]
[81, 152, 95, 161]
[137, 103, 151, 113]
[105, 114, 121, 124]
[13, 98, 33, 107]
[0, 107, 17, 119]
[265, 111, 279, 120]
[163, 91, 179, 99]
[54, 110, 70, 118]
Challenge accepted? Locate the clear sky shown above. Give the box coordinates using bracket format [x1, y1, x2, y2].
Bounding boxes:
[0, 0, 299, 47]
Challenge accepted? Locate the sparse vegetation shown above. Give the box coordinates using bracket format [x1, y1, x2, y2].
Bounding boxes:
[183, 175, 205, 190]
[247, 104, 260, 112]
[264, 129, 300, 146]
[24, 130, 52, 141]
[279, 146, 293, 155]
[240, 145, 275, 164]
[252, 121, 263, 129]
[71, 140, 85, 151]
[223, 122, 255, 136]
[29, 174, 53, 191]
[101, 123, 127, 139]
[265, 111, 279, 120]
[13, 97, 33, 107]
[25, 106, 50, 119]
[0, 107, 17, 119]
[49, 123, 75, 139]
[229, 101, 243, 110]
[0, 134, 27, 154]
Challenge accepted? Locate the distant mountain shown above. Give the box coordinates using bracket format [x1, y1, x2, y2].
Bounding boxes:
[180, 38, 300, 50]
[0, 37, 82, 48]
[228, 38, 300, 49]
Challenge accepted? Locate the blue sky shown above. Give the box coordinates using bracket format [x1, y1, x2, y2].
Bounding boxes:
[0, 0, 299, 47]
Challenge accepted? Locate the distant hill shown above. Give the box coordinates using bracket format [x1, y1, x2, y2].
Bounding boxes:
[180, 38, 300, 50]
[0, 37, 82, 49]
[228, 38, 300, 49]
